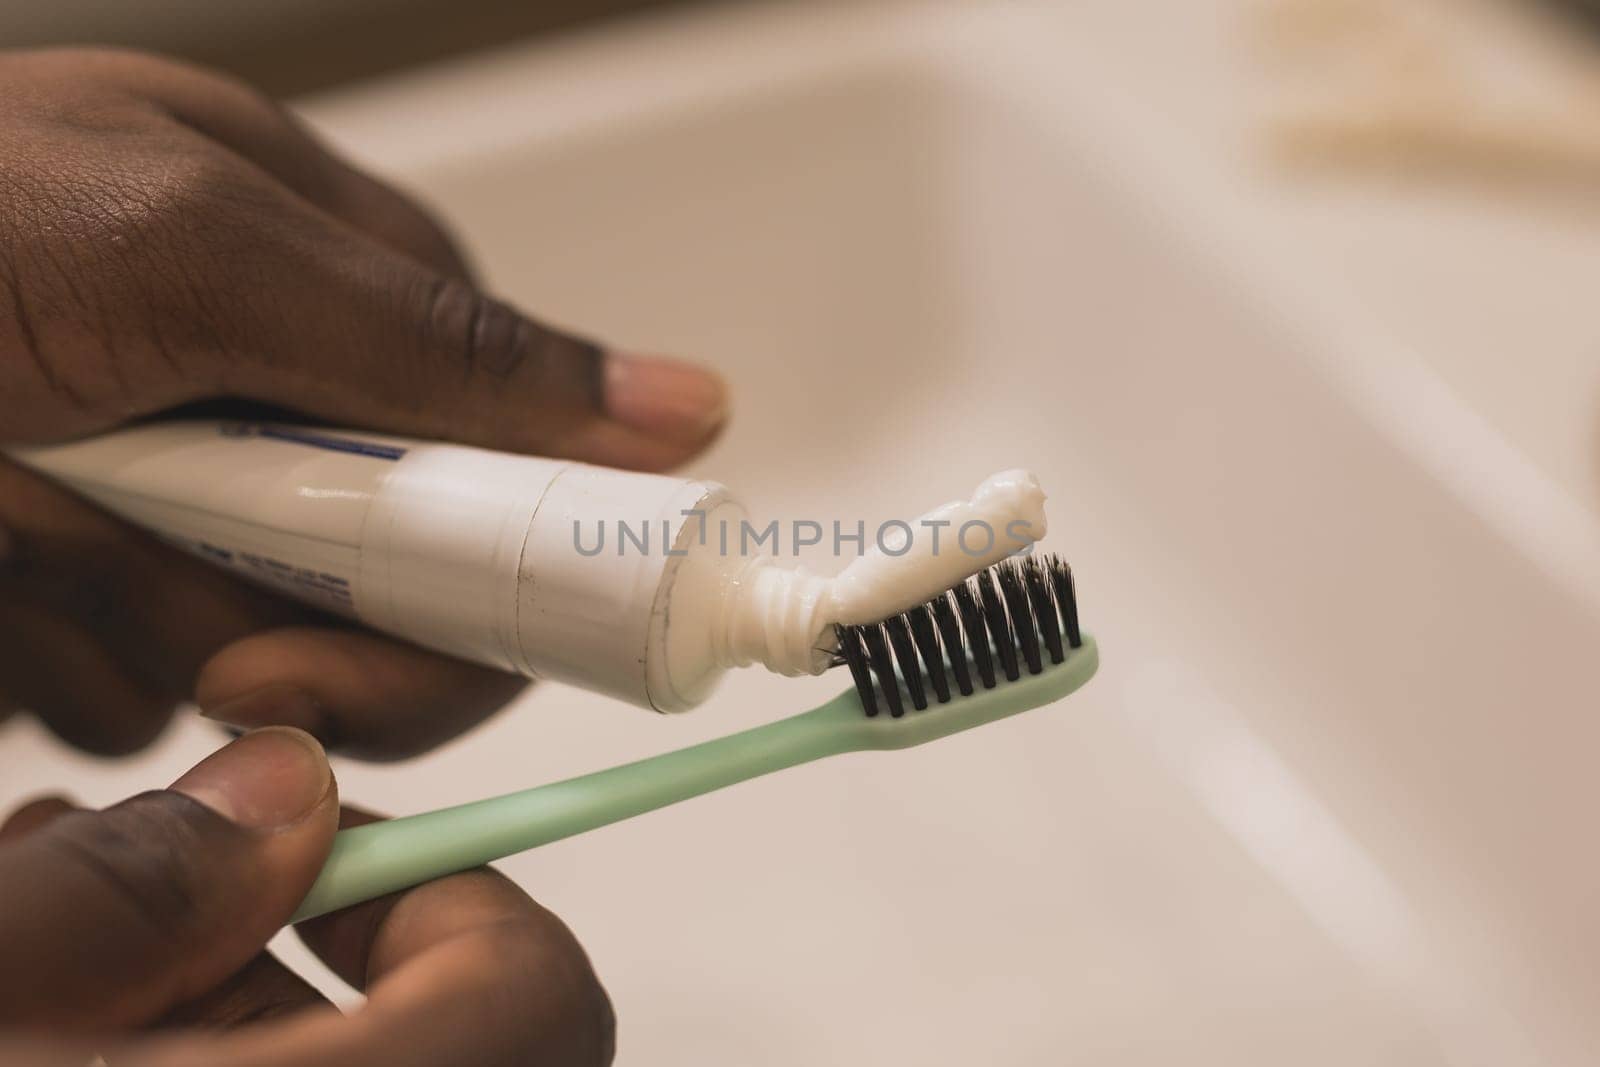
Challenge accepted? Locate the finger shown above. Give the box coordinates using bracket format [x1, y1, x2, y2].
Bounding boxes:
[0, 728, 338, 1028]
[66, 48, 473, 280]
[239, 229, 728, 471]
[0, 458, 301, 697]
[0, 795, 76, 843]
[156, 951, 331, 1031]
[0, 595, 174, 755]
[195, 628, 526, 760]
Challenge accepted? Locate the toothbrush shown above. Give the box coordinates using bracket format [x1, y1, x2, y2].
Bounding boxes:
[292, 555, 1096, 921]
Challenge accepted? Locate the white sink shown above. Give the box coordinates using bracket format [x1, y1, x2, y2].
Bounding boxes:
[6, 2, 1599, 1063]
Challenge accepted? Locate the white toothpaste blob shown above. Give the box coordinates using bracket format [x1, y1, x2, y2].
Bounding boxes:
[827, 468, 1047, 625]
[715, 470, 1049, 677]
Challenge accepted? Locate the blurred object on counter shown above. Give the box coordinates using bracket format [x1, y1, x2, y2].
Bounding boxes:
[0, 0, 694, 96]
[1252, 0, 1600, 201]
[1272, 106, 1600, 197]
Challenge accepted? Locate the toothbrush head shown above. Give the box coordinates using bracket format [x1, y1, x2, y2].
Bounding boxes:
[830, 554, 1097, 748]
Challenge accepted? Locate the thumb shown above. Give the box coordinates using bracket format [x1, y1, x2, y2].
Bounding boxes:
[0, 728, 338, 1029]
[235, 239, 728, 472]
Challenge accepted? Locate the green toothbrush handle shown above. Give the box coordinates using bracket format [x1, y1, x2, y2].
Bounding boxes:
[292, 635, 1097, 923]
[292, 690, 869, 921]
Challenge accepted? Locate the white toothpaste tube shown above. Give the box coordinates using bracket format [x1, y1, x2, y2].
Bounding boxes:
[11, 421, 1046, 712]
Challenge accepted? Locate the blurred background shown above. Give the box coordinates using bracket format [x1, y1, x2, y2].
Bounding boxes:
[4, 1, 1600, 1065]
[5, 0, 1600, 98]
[0, 0, 691, 95]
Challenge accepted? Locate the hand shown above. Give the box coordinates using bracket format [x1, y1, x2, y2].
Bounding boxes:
[0, 48, 727, 758]
[0, 727, 614, 1066]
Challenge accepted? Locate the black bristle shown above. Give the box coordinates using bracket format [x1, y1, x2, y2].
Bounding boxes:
[977, 569, 1020, 682]
[860, 623, 904, 718]
[836, 624, 878, 717]
[1023, 557, 1065, 664]
[1050, 558, 1082, 649]
[952, 580, 996, 689]
[907, 605, 951, 704]
[831, 553, 1083, 716]
[883, 615, 927, 711]
[998, 561, 1043, 675]
[930, 593, 974, 696]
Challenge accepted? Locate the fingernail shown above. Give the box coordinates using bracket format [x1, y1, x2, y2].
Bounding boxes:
[605, 352, 728, 440]
[200, 684, 324, 736]
[172, 727, 331, 830]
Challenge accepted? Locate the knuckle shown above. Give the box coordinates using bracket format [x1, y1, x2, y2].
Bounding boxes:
[420, 277, 525, 381]
[121, 150, 271, 251]
[417, 276, 600, 397]
[38, 794, 222, 952]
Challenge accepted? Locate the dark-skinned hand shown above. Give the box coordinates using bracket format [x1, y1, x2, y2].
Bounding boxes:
[0, 726, 615, 1066]
[0, 46, 727, 760]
